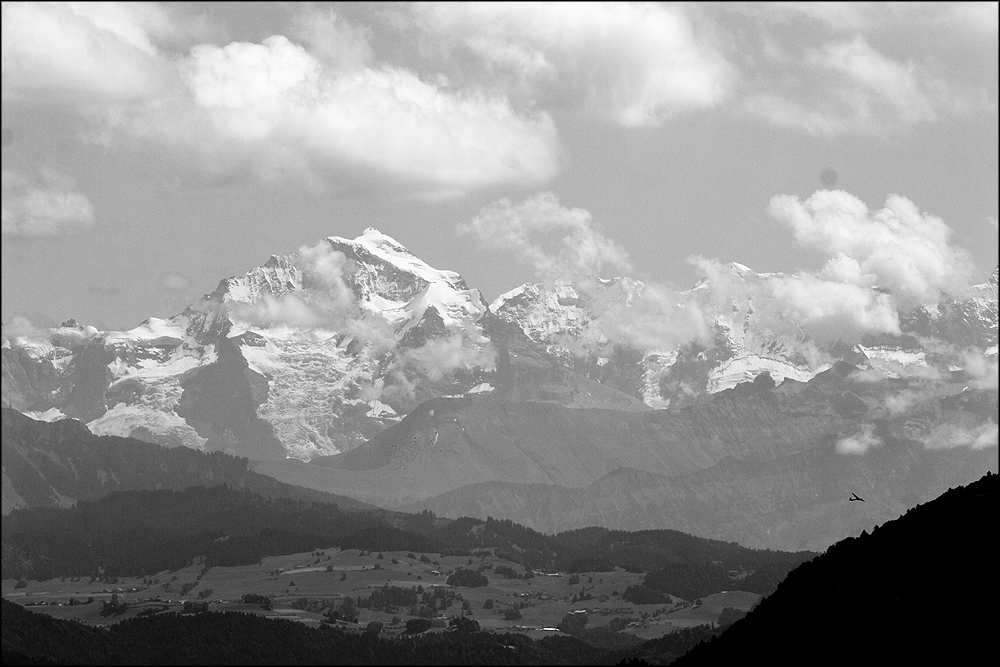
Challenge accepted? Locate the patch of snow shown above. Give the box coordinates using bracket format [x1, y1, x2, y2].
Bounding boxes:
[24, 407, 68, 422]
[88, 403, 207, 450]
[707, 355, 826, 393]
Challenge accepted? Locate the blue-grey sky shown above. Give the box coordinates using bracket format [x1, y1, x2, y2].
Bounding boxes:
[2, 2, 997, 332]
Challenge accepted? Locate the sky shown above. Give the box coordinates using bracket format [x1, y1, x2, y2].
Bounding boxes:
[2, 1, 998, 333]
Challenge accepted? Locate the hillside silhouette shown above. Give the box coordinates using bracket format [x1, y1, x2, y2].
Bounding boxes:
[667, 471, 997, 665]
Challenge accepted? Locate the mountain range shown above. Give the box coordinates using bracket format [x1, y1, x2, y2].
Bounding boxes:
[2, 229, 997, 549]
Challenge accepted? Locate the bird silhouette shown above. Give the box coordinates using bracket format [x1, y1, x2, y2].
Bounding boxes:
[849, 492, 866, 502]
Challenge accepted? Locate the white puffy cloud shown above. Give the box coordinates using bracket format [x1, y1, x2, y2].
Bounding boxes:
[769, 190, 974, 308]
[0, 2, 185, 104]
[460, 192, 632, 281]
[410, 1, 734, 126]
[681, 189, 976, 345]
[4, 4, 557, 196]
[92, 34, 558, 196]
[2, 168, 96, 238]
[836, 423, 882, 454]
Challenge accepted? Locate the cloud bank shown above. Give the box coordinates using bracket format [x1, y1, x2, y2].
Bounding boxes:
[466, 187, 982, 355]
[3, 3, 558, 197]
[410, 2, 733, 126]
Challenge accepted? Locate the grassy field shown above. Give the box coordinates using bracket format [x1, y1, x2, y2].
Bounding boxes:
[1, 548, 760, 640]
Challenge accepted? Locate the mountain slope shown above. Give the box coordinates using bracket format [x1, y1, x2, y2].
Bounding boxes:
[252, 363, 996, 550]
[1, 408, 376, 515]
[492, 264, 999, 408]
[669, 472, 997, 665]
[4, 229, 995, 463]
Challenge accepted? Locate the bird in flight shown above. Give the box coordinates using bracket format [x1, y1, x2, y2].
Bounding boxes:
[849, 492, 866, 502]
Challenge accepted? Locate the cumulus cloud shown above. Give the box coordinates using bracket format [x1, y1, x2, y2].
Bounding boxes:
[2, 168, 96, 238]
[89, 34, 557, 196]
[466, 186, 980, 353]
[460, 192, 632, 281]
[5, 4, 556, 196]
[836, 423, 882, 455]
[410, 2, 733, 126]
[681, 189, 976, 345]
[770, 190, 974, 308]
[0, 1, 179, 104]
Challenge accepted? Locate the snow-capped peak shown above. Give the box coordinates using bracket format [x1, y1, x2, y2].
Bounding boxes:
[328, 229, 467, 293]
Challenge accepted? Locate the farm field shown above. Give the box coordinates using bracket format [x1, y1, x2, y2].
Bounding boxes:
[1, 547, 760, 640]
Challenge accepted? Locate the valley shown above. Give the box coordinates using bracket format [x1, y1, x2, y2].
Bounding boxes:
[1, 546, 759, 641]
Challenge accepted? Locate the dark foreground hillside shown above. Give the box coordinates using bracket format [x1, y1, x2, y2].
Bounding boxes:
[1, 600, 598, 665]
[3, 474, 994, 665]
[668, 471, 998, 665]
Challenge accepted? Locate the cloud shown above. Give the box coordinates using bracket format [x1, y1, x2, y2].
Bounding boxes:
[398, 331, 496, 384]
[836, 423, 882, 454]
[5, 4, 556, 196]
[289, 4, 374, 71]
[961, 349, 999, 390]
[924, 422, 998, 450]
[228, 241, 355, 328]
[683, 188, 976, 345]
[0, 1, 177, 104]
[687, 254, 899, 345]
[882, 390, 923, 416]
[460, 192, 632, 281]
[160, 271, 191, 292]
[469, 187, 979, 352]
[89, 33, 557, 196]
[729, 0, 998, 138]
[1, 314, 101, 348]
[769, 190, 974, 308]
[409, 2, 734, 126]
[2, 168, 96, 238]
[582, 279, 715, 353]
[743, 36, 939, 135]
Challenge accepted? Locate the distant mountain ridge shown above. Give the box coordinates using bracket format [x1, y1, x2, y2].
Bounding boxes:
[1, 407, 376, 516]
[258, 362, 997, 550]
[3, 228, 995, 463]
